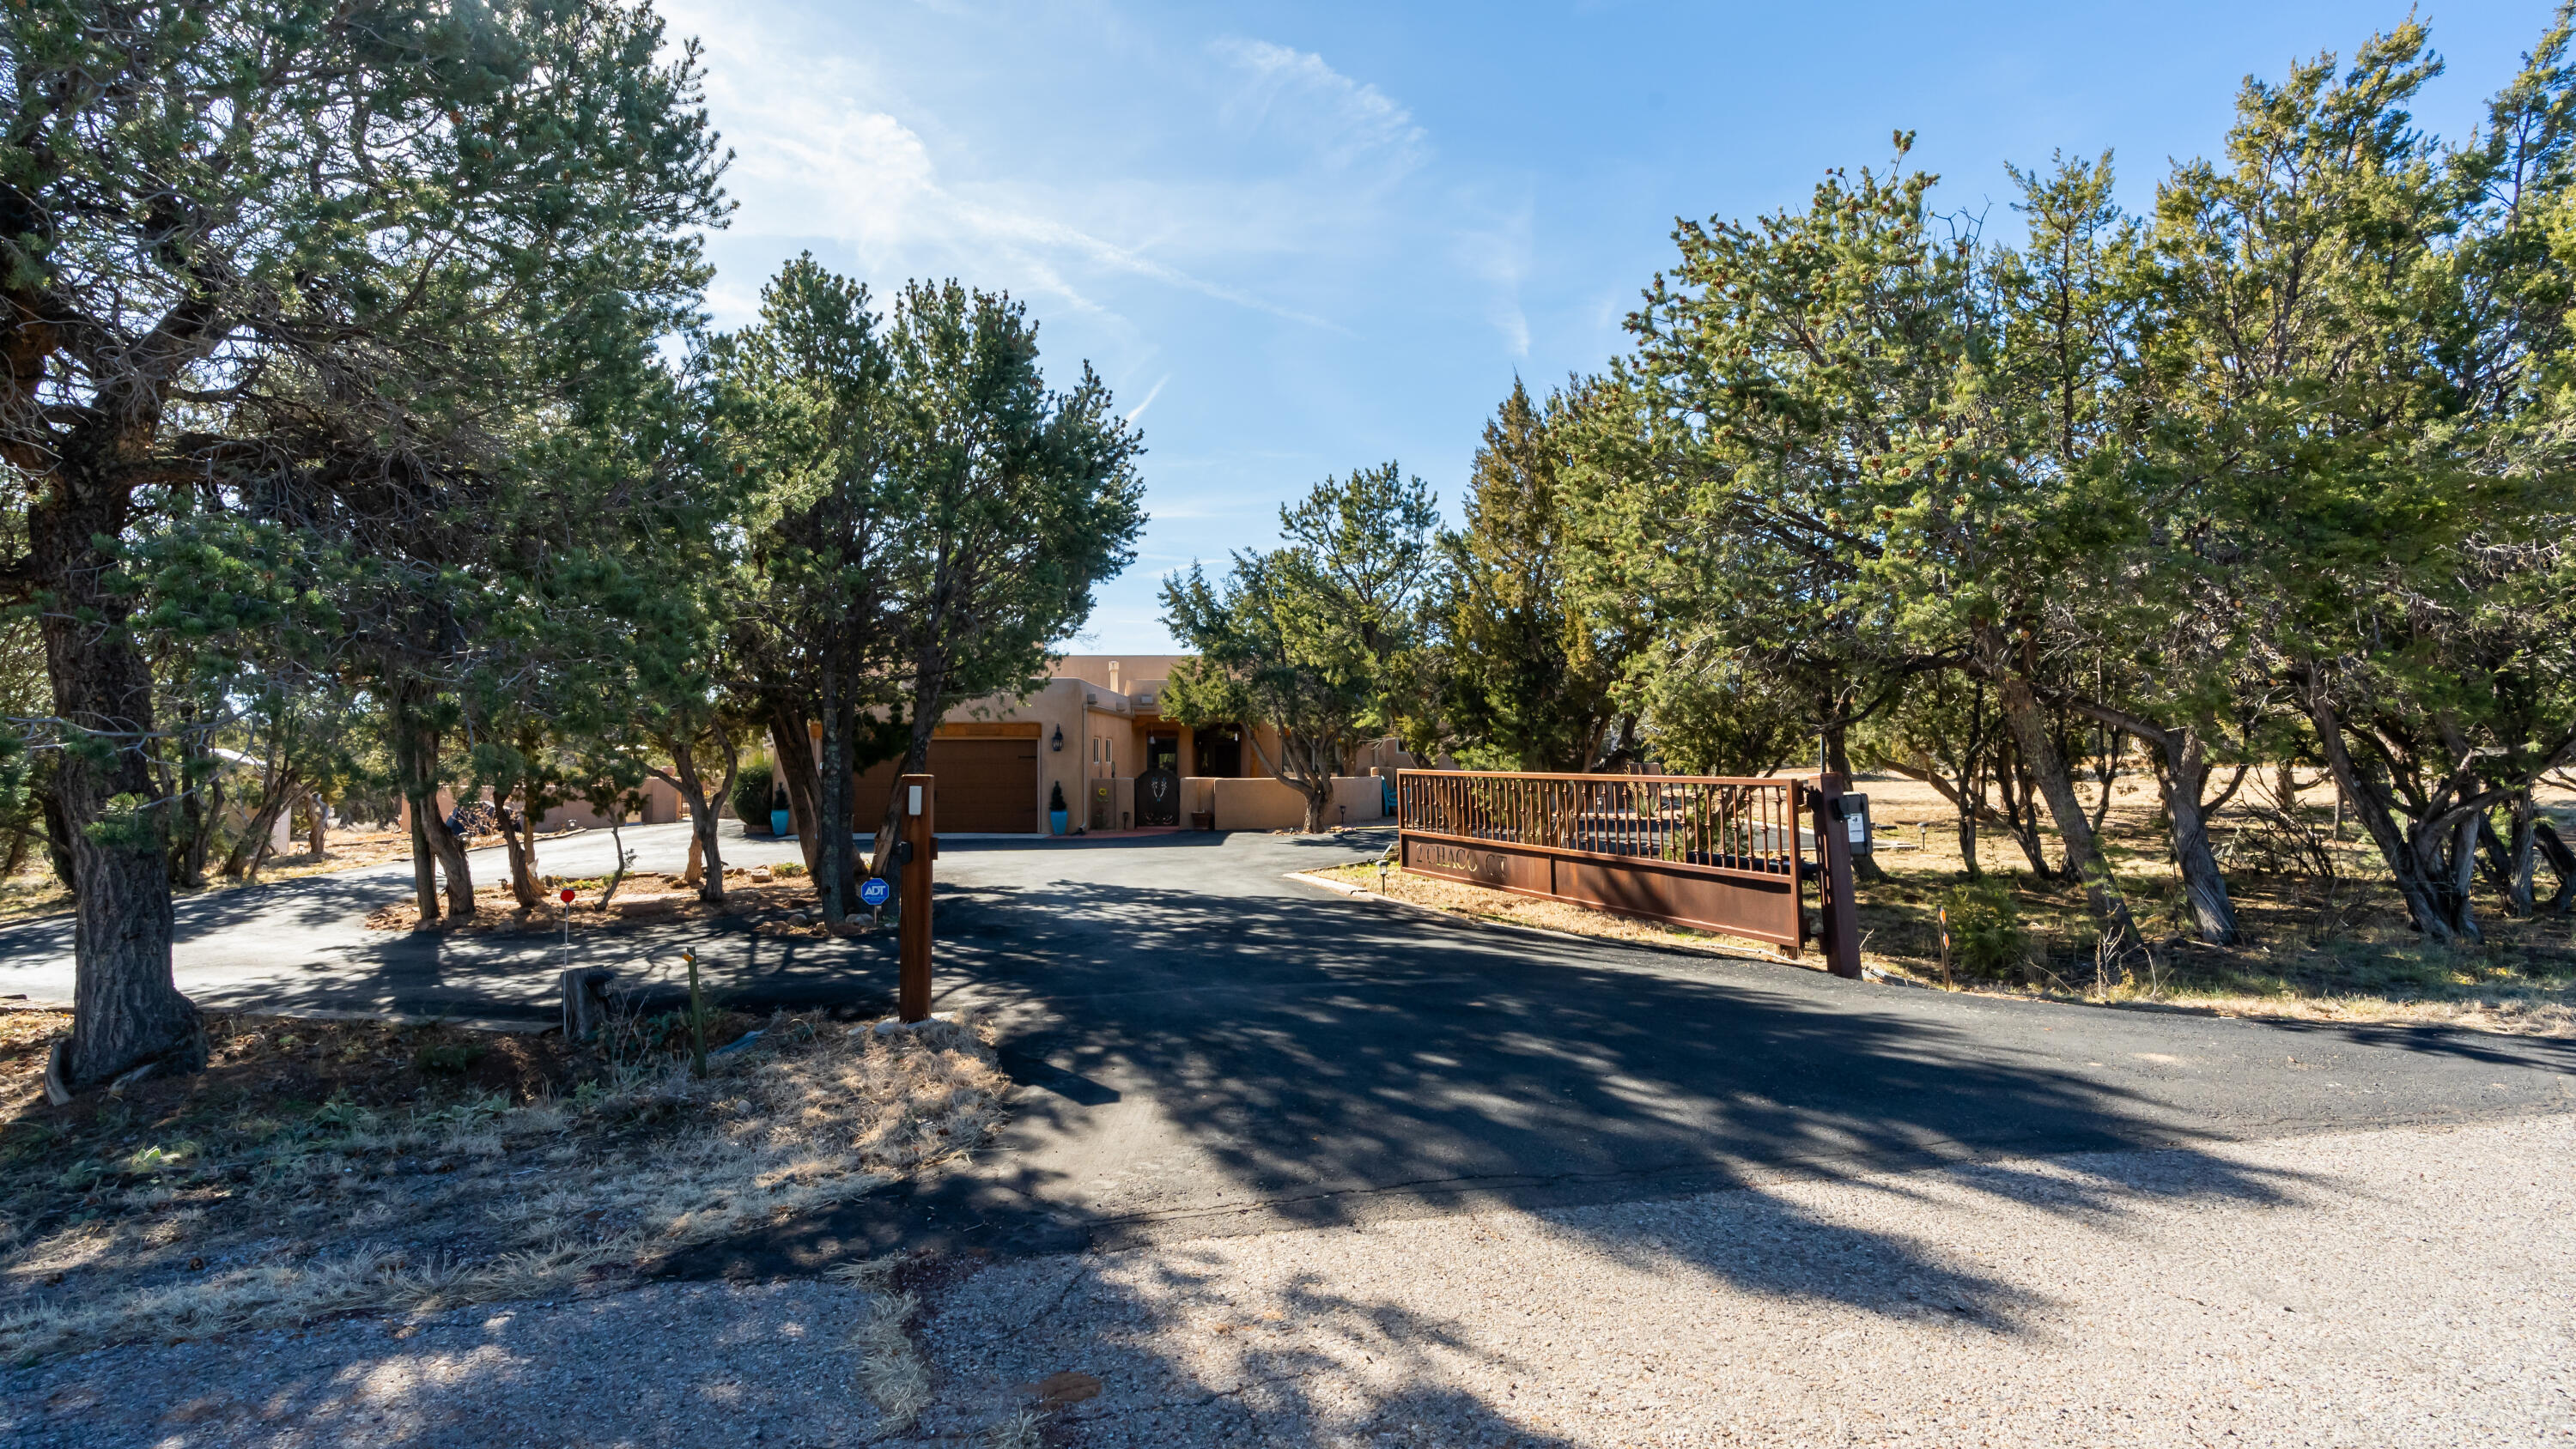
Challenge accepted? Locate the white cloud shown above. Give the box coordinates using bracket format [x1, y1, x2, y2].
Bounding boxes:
[665, 2, 1349, 330]
[1124, 373, 1170, 424]
[1208, 39, 1430, 174]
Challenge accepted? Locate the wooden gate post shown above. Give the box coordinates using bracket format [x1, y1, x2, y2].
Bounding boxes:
[1813, 773, 1863, 979]
[898, 773, 935, 1022]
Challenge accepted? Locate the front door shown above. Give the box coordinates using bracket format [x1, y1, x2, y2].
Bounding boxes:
[1195, 723, 1242, 779]
[1137, 766, 1181, 827]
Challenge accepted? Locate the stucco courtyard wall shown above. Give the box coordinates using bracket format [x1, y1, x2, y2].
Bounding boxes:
[1187, 774, 1388, 832]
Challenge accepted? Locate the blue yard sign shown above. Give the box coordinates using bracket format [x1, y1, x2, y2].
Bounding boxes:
[859, 876, 893, 908]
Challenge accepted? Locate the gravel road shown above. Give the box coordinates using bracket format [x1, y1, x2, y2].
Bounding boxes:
[9, 1112, 2571, 1447]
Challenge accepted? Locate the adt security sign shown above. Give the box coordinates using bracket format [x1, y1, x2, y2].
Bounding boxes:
[859, 876, 893, 908]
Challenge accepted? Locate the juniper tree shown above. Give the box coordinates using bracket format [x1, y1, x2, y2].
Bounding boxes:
[1163, 464, 1436, 833]
[1430, 379, 1639, 771]
[2137, 16, 2576, 942]
[863, 281, 1145, 877]
[0, 0, 725, 1082]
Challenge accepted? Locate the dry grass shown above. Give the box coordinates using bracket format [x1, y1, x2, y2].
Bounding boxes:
[363, 864, 860, 941]
[1336, 768, 2576, 1038]
[0, 1004, 1006, 1361]
[1309, 861, 1777, 960]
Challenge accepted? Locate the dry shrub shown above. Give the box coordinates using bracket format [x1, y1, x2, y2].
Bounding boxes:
[0, 1011, 1005, 1361]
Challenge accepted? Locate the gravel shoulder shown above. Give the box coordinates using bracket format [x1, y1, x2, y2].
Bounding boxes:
[10, 1112, 2572, 1447]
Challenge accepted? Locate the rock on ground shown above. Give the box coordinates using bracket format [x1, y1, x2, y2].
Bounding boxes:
[9, 1115, 2573, 1446]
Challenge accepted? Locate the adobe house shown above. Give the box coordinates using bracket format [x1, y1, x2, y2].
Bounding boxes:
[809, 655, 1410, 835]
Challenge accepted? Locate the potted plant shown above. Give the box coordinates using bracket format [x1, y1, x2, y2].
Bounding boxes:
[1048, 780, 1069, 836]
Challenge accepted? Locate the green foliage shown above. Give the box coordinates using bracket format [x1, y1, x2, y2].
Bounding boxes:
[1430, 379, 1640, 771]
[1163, 464, 1437, 827]
[1941, 880, 2031, 979]
[411, 1042, 489, 1076]
[732, 761, 776, 827]
[1636, 652, 1807, 777]
[0, 0, 732, 1070]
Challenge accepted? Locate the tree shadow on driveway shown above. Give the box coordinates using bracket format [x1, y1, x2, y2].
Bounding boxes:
[657, 870, 2468, 1335]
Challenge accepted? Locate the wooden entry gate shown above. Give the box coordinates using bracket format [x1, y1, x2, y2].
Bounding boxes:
[1395, 770, 1863, 978]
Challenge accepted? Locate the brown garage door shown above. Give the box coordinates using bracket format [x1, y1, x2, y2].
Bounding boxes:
[926, 737, 1038, 833]
[851, 737, 1041, 834]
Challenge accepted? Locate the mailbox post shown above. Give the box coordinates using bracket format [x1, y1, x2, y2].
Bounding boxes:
[898, 773, 935, 1022]
[1811, 773, 1864, 979]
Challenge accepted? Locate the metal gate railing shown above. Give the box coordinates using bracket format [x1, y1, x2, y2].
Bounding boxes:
[1395, 769, 1862, 976]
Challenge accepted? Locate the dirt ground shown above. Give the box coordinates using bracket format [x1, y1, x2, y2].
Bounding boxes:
[9, 1113, 2567, 1446]
[362, 864, 863, 941]
[0, 1003, 1007, 1362]
[1345, 767, 2576, 1038]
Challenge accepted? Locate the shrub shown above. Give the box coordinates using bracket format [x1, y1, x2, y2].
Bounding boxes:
[412, 1041, 488, 1076]
[732, 760, 775, 830]
[1941, 879, 2030, 979]
[1049, 780, 1066, 813]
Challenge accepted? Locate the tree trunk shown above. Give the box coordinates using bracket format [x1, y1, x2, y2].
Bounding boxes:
[2155, 730, 2237, 946]
[392, 688, 474, 921]
[223, 771, 298, 881]
[598, 813, 631, 910]
[1991, 737, 2061, 878]
[405, 801, 440, 924]
[2444, 810, 2482, 941]
[2302, 681, 2468, 942]
[659, 728, 733, 905]
[428, 808, 473, 917]
[871, 673, 945, 897]
[1993, 659, 2145, 962]
[1301, 779, 1333, 834]
[35, 769, 76, 899]
[2087, 728, 2121, 838]
[2534, 819, 2576, 914]
[816, 693, 860, 926]
[2494, 792, 2536, 918]
[169, 732, 218, 891]
[307, 793, 330, 858]
[497, 784, 543, 911]
[762, 692, 825, 880]
[32, 472, 198, 1086]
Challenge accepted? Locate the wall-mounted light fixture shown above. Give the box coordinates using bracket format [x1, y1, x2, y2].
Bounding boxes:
[1050, 725, 1064, 753]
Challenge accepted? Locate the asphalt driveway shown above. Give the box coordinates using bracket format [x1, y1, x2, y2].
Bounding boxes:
[5, 825, 2571, 1267]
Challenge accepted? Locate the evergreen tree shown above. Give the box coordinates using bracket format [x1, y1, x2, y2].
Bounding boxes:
[1433, 379, 1637, 771]
[0, 0, 726, 1082]
[1163, 464, 1437, 832]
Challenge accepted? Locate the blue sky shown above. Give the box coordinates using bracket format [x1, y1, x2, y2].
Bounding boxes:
[659, 0, 2559, 653]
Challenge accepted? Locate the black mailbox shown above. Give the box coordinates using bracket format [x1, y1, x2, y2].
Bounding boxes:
[1832, 792, 1873, 855]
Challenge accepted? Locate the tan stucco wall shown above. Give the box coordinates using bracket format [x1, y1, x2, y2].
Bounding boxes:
[1187, 774, 1388, 832]
[534, 777, 681, 832]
